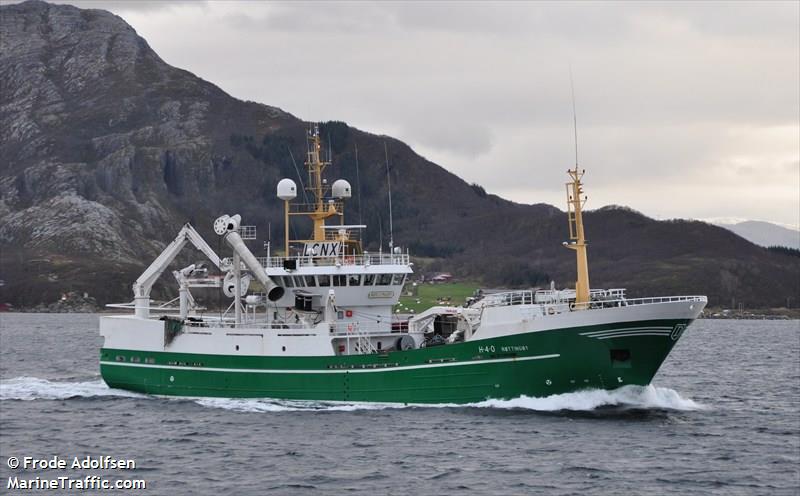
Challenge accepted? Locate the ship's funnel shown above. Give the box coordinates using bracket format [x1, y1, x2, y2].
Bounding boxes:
[223, 229, 285, 301]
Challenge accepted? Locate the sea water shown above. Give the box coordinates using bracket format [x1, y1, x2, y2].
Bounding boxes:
[1, 314, 798, 495]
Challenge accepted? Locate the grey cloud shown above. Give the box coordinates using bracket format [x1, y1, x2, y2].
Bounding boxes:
[402, 119, 494, 158]
[50, 0, 208, 13]
[10, 0, 799, 226]
[228, 1, 798, 42]
[227, 2, 396, 34]
[640, 2, 800, 38]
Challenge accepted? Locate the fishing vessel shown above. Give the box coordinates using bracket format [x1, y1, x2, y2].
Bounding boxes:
[99, 126, 706, 403]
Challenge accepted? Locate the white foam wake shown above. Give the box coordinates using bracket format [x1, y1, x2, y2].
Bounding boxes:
[1, 377, 704, 412]
[0, 377, 143, 400]
[472, 385, 706, 411]
[194, 397, 412, 413]
[196, 385, 705, 413]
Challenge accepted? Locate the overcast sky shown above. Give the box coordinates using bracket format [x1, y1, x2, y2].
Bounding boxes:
[55, 1, 800, 228]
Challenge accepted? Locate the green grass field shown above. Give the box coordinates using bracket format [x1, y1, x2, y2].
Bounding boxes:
[395, 281, 480, 314]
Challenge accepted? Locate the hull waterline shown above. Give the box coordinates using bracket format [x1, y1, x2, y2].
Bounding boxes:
[100, 318, 693, 404]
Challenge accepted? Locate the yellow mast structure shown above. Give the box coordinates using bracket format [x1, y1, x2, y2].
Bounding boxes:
[283, 124, 344, 255]
[565, 167, 590, 307]
[305, 124, 340, 241]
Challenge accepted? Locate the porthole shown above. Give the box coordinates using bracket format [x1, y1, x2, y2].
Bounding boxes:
[235, 345, 239, 351]
[282, 346, 286, 352]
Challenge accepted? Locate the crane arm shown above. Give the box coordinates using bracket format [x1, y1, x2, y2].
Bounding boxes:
[184, 224, 221, 269]
[133, 223, 221, 299]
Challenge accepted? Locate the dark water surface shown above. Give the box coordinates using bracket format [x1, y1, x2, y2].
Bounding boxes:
[1, 314, 798, 495]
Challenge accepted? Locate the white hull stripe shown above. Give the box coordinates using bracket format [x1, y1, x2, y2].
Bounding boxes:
[585, 330, 672, 338]
[580, 326, 672, 336]
[596, 332, 671, 340]
[585, 331, 671, 339]
[100, 353, 560, 375]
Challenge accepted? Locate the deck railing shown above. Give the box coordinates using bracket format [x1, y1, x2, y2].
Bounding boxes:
[180, 318, 308, 330]
[178, 318, 407, 335]
[482, 291, 706, 311]
[483, 291, 535, 307]
[255, 253, 410, 269]
[569, 295, 707, 311]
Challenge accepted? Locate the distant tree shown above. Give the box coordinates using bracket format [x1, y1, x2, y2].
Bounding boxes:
[408, 241, 464, 258]
[470, 183, 487, 198]
[319, 121, 350, 155]
[767, 246, 800, 257]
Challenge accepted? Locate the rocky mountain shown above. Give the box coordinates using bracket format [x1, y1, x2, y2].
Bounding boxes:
[716, 221, 800, 250]
[1, 0, 798, 309]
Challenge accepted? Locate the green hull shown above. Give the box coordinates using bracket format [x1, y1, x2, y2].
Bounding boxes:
[100, 319, 692, 404]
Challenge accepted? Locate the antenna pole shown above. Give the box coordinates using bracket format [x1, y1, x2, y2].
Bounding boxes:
[378, 215, 383, 253]
[287, 145, 309, 204]
[284, 200, 289, 256]
[569, 65, 578, 168]
[355, 143, 363, 226]
[384, 141, 394, 251]
[266, 221, 271, 259]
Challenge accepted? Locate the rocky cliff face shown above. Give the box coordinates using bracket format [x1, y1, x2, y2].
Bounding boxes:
[0, 0, 288, 263]
[1, 0, 797, 308]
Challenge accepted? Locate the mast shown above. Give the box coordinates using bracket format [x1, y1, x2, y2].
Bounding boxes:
[305, 124, 337, 241]
[565, 168, 590, 307]
[564, 70, 590, 308]
[278, 124, 353, 257]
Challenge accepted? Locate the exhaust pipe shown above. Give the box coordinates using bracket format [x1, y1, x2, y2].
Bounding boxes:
[219, 216, 285, 301]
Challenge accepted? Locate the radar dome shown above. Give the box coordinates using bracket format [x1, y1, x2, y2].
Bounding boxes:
[277, 178, 297, 201]
[332, 179, 352, 198]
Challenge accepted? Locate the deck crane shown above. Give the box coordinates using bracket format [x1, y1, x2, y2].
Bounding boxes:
[132, 223, 223, 319]
[132, 216, 285, 322]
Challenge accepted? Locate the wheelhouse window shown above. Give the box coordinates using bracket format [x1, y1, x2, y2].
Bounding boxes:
[348, 274, 361, 286]
[392, 273, 405, 285]
[318, 274, 330, 286]
[377, 274, 393, 285]
[333, 275, 347, 286]
[364, 274, 376, 286]
[283, 276, 295, 288]
[305, 276, 317, 287]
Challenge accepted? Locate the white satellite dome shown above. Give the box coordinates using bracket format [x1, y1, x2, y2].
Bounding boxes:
[331, 179, 352, 199]
[277, 178, 297, 201]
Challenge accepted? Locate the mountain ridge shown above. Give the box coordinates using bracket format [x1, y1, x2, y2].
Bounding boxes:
[1, 0, 798, 309]
[715, 220, 800, 250]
